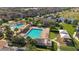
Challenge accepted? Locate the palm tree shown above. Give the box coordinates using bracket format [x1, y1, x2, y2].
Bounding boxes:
[0, 20, 3, 25]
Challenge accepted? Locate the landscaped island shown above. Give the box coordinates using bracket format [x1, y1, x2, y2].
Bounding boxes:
[0, 7, 79, 51]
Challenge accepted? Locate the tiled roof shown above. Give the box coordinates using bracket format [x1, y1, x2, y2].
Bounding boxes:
[0, 39, 8, 49]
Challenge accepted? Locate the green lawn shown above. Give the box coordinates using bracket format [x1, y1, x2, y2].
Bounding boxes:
[49, 26, 59, 39]
[60, 45, 76, 51]
[53, 41, 57, 51]
[49, 32, 57, 39]
[73, 39, 79, 50]
[62, 23, 76, 35]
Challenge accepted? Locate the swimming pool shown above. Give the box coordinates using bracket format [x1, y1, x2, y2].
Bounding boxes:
[26, 28, 42, 39]
[15, 23, 24, 29]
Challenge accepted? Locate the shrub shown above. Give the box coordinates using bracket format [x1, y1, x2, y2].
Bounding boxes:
[12, 36, 26, 47]
[51, 41, 57, 51]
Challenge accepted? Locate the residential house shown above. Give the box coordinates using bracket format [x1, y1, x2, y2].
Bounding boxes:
[58, 30, 72, 46]
[56, 17, 65, 22]
[67, 18, 75, 24]
[35, 39, 52, 47]
[59, 30, 71, 39]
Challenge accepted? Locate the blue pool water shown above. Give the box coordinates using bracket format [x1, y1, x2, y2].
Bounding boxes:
[15, 23, 24, 29]
[26, 29, 42, 39]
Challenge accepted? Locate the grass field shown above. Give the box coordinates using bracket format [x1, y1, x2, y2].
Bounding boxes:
[62, 23, 76, 35]
[60, 45, 76, 51]
[49, 32, 57, 39]
[73, 39, 79, 50]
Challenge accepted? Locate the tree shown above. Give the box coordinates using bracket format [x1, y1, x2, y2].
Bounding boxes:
[5, 30, 14, 41]
[55, 22, 60, 27]
[12, 36, 26, 47]
[32, 21, 37, 26]
[3, 19, 8, 23]
[51, 41, 57, 51]
[60, 25, 63, 29]
[26, 36, 32, 43]
[0, 32, 4, 39]
[5, 26, 14, 41]
[26, 36, 36, 50]
[73, 20, 78, 25]
[0, 20, 3, 25]
[5, 25, 11, 31]
[14, 28, 18, 33]
[64, 19, 68, 23]
[56, 14, 60, 18]
[68, 20, 72, 24]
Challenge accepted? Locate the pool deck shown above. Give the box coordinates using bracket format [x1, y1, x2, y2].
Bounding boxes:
[17, 24, 30, 33]
[29, 27, 50, 39]
[20, 26, 50, 39]
[41, 28, 50, 39]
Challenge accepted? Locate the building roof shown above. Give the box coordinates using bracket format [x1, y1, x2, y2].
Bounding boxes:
[36, 39, 52, 47]
[0, 39, 8, 49]
[59, 30, 71, 39]
[0, 28, 3, 32]
[0, 47, 14, 51]
[0, 47, 27, 51]
[57, 17, 65, 21]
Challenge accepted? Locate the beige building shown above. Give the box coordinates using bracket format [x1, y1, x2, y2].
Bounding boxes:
[57, 30, 72, 46]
